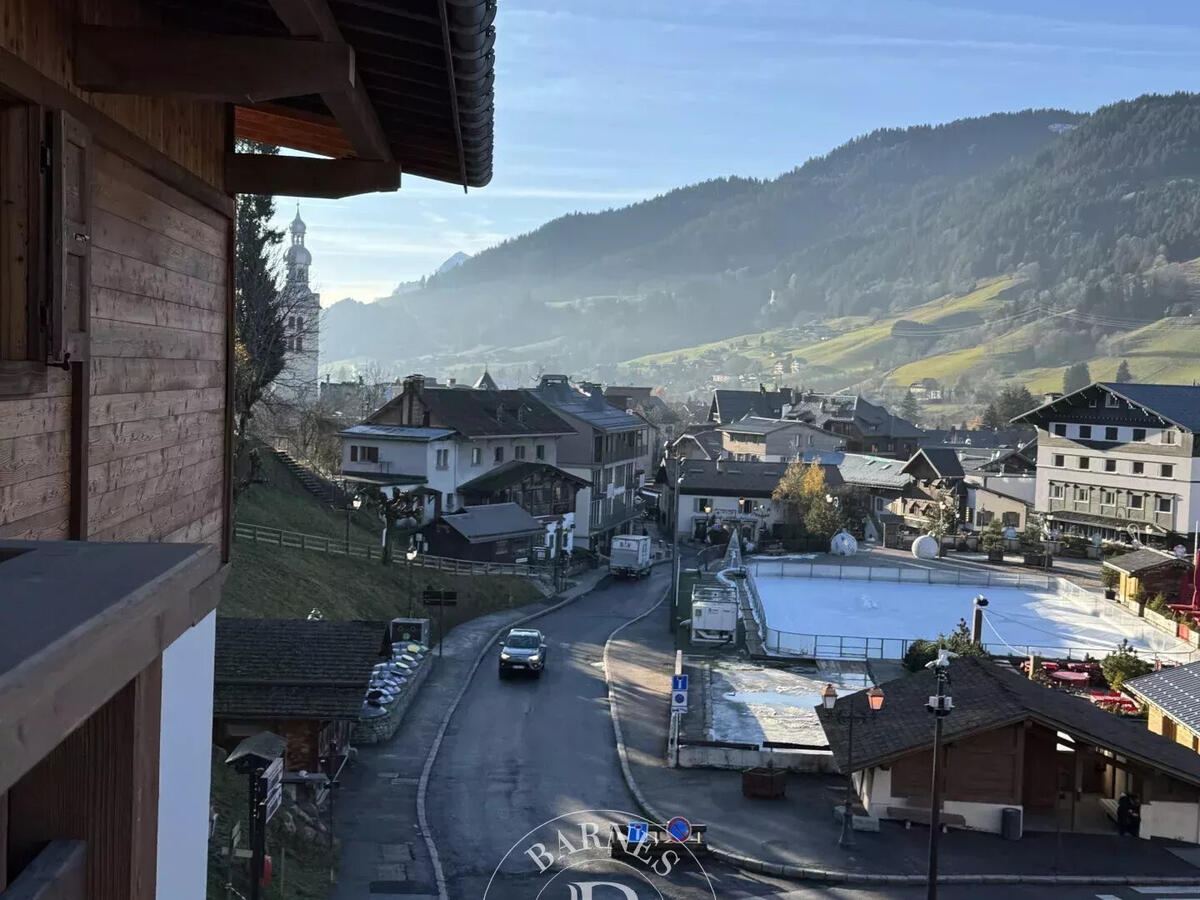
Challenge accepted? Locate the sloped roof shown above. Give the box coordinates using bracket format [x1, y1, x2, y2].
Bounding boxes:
[338, 424, 455, 442]
[474, 370, 499, 391]
[800, 451, 912, 490]
[456, 461, 589, 495]
[534, 377, 645, 431]
[678, 458, 822, 498]
[1011, 382, 1200, 432]
[671, 428, 724, 460]
[1103, 548, 1190, 576]
[1127, 662, 1200, 736]
[903, 447, 965, 480]
[370, 387, 575, 438]
[818, 657, 1200, 787]
[439, 502, 544, 542]
[788, 393, 922, 439]
[214, 619, 390, 720]
[711, 389, 788, 423]
[717, 416, 815, 437]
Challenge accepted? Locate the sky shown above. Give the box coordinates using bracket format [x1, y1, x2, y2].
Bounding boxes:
[280, 0, 1200, 307]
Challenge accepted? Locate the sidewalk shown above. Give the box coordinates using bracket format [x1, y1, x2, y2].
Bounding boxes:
[331, 567, 609, 900]
[606, 597, 1200, 885]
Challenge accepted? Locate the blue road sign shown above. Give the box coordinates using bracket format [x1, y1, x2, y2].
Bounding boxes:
[627, 822, 648, 844]
[671, 674, 689, 692]
[666, 816, 691, 843]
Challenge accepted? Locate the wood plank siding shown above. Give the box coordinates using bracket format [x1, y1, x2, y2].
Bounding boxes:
[0, 0, 230, 547]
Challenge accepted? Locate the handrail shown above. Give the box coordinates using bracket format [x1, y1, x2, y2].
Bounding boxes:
[232, 522, 541, 577]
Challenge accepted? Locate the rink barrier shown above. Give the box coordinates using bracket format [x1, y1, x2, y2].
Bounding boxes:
[742, 560, 1200, 663]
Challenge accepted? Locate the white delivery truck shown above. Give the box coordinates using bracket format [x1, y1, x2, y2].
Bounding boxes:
[609, 534, 652, 579]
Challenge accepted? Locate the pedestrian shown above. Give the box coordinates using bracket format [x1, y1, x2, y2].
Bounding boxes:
[1129, 793, 1142, 837]
[1116, 792, 1131, 836]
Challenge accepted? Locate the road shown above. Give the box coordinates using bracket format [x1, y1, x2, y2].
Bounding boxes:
[422, 564, 1193, 900]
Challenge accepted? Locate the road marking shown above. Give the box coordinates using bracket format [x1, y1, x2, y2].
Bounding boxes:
[1093, 895, 1121, 900]
[1131, 888, 1200, 894]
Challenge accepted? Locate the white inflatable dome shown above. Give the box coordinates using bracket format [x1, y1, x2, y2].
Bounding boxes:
[911, 534, 940, 559]
[830, 529, 858, 556]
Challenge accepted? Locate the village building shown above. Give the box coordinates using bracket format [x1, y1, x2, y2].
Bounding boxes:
[785, 391, 923, 459]
[532, 375, 651, 554]
[821, 657, 1200, 842]
[1102, 548, 1194, 604]
[717, 415, 842, 462]
[1126, 661, 1200, 755]
[417, 502, 546, 564]
[1011, 382, 1200, 544]
[0, 0, 495, 893]
[708, 385, 794, 423]
[213, 619, 393, 775]
[274, 208, 320, 405]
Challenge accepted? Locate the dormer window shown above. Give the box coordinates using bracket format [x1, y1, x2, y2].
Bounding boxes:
[1105, 395, 1120, 408]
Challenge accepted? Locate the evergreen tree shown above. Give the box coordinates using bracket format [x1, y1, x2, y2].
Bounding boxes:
[1062, 362, 1092, 395]
[1115, 359, 1133, 383]
[900, 390, 920, 422]
[233, 140, 286, 501]
[804, 493, 845, 541]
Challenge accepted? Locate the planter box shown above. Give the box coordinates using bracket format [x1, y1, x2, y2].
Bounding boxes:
[1104, 589, 1116, 600]
[742, 766, 787, 799]
[986, 550, 1005, 563]
[1087, 547, 1101, 560]
[1022, 553, 1051, 568]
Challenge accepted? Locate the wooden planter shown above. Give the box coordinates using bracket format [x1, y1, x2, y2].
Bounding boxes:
[742, 766, 787, 799]
[1104, 589, 1116, 600]
[1022, 552, 1051, 568]
[986, 549, 1004, 563]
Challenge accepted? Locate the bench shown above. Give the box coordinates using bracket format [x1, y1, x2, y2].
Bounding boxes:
[609, 823, 709, 859]
[886, 806, 966, 832]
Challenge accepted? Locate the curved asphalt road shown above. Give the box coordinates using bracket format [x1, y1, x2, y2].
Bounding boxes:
[423, 567, 1162, 900]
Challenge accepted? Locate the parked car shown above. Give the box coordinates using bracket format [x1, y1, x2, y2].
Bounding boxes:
[498, 628, 548, 678]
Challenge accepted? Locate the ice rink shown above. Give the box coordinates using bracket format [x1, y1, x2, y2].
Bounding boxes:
[751, 566, 1196, 661]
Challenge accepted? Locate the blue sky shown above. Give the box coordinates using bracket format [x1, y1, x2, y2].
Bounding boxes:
[283, 0, 1200, 306]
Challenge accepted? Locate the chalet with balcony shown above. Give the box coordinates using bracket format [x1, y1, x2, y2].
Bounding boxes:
[533, 375, 650, 553]
[0, 0, 496, 894]
[785, 392, 922, 458]
[342, 375, 577, 517]
[1011, 383, 1200, 543]
[707, 385, 794, 424]
[418, 502, 546, 564]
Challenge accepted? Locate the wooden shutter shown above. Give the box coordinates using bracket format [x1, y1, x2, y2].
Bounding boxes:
[46, 110, 91, 365]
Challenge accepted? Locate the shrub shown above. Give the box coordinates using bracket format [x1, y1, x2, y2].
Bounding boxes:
[1148, 592, 1169, 614]
[1132, 584, 1148, 606]
[980, 520, 1006, 553]
[902, 618, 989, 672]
[1101, 568, 1119, 591]
[1100, 639, 1153, 691]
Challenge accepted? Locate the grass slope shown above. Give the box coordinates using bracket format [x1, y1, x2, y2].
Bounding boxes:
[224, 449, 542, 626]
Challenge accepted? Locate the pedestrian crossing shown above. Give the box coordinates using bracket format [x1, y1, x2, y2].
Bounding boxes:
[1097, 887, 1200, 900]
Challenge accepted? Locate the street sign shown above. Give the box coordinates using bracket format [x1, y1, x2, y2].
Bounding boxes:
[666, 816, 691, 843]
[671, 674, 689, 692]
[671, 690, 688, 712]
[627, 822, 648, 844]
[422, 589, 458, 606]
[263, 785, 282, 824]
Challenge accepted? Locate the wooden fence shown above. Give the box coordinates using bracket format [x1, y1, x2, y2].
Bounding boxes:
[233, 522, 539, 577]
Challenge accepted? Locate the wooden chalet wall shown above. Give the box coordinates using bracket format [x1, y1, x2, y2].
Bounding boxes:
[0, 0, 229, 545]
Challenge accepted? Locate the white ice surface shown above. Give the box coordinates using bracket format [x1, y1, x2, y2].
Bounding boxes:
[753, 573, 1195, 660]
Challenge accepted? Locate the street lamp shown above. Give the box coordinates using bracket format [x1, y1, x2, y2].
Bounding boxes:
[924, 649, 956, 899]
[345, 490, 363, 553]
[822, 682, 885, 848]
[672, 474, 684, 635]
[405, 536, 423, 618]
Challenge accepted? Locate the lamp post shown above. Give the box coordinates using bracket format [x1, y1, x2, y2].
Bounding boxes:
[822, 682, 885, 848]
[925, 649, 956, 899]
[345, 490, 363, 553]
[672, 474, 683, 634]
[405, 534, 425, 618]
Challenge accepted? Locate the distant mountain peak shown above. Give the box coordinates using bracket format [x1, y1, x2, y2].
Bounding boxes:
[437, 251, 470, 274]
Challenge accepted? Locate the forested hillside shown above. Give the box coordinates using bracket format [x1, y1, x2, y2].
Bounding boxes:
[323, 94, 1200, 385]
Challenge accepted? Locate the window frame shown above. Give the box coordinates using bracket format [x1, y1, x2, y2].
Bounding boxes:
[1104, 459, 1117, 473]
[536, 443, 546, 461]
[1105, 426, 1119, 441]
[1132, 428, 1147, 443]
[1078, 425, 1092, 439]
[1157, 496, 1173, 514]
[1162, 463, 1175, 478]
[1128, 493, 1144, 510]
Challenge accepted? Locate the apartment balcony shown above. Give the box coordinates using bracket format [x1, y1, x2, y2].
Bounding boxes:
[590, 486, 640, 531]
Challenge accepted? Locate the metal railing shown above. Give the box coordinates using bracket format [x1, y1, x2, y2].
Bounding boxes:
[747, 560, 1058, 590]
[233, 522, 539, 577]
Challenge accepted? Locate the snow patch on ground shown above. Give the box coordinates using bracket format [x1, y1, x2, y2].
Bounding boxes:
[753, 574, 1195, 660]
[708, 661, 869, 747]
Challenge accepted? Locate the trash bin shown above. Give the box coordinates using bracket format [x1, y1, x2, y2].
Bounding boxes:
[1001, 806, 1022, 840]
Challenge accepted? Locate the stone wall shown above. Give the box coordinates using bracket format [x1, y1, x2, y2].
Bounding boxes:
[353, 653, 435, 745]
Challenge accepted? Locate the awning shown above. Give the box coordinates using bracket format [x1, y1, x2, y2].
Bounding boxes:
[1047, 511, 1167, 535]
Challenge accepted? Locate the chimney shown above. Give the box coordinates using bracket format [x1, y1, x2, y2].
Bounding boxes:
[404, 374, 426, 396]
[1042, 391, 1063, 404]
[448, 378, 456, 387]
[715, 454, 726, 474]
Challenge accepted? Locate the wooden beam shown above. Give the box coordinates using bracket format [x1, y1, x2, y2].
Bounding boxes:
[266, 0, 393, 160]
[74, 26, 355, 104]
[235, 104, 353, 159]
[224, 153, 399, 198]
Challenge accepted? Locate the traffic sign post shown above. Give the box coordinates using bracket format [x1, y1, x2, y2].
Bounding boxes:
[422, 588, 458, 657]
[671, 674, 688, 693]
[627, 822, 648, 845]
[666, 816, 692, 843]
[671, 690, 688, 712]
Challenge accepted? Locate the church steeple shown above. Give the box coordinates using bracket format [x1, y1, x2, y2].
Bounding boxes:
[286, 205, 311, 286]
